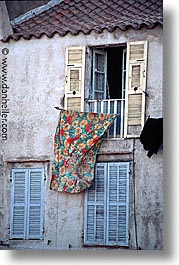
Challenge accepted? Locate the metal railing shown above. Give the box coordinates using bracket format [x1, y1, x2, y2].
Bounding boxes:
[87, 99, 125, 138]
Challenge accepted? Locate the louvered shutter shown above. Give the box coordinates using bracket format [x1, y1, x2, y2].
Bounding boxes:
[84, 162, 129, 247]
[92, 50, 107, 100]
[27, 169, 44, 239]
[65, 46, 86, 111]
[10, 168, 44, 239]
[10, 169, 28, 239]
[107, 162, 129, 246]
[84, 163, 107, 245]
[124, 41, 148, 137]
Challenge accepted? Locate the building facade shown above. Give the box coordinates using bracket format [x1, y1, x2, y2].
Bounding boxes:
[0, 0, 163, 250]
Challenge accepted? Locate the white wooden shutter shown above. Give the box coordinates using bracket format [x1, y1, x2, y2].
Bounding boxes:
[124, 41, 148, 137]
[84, 163, 107, 245]
[27, 169, 44, 239]
[107, 162, 129, 246]
[65, 46, 86, 111]
[10, 169, 28, 239]
[92, 49, 107, 100]
[10, 168, 44, 239]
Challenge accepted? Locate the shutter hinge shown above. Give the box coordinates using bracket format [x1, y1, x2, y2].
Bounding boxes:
[10, 172, 12, 182]
[44, 174, 46, 181]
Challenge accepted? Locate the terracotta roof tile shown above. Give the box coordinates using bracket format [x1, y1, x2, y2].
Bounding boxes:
[5, 0, 163, 41]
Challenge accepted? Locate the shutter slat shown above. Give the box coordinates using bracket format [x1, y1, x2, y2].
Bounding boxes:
[67, 97, 81, 112]
[131, 65, 141, 88]
[129, 43, 145, 60]
[12, 207, 25, 236]
[68, 49, 83, 64]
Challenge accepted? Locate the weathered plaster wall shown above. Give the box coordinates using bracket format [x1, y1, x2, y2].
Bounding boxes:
[134, 140, 163, 249]
[0, 26, 163, 249]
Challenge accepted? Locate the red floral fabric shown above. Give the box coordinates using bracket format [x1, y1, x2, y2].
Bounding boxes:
[50, 110, 116, 193]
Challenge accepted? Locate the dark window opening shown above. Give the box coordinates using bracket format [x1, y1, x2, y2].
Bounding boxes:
[91, 46, 126, 100]
[106, 47, 126, 99]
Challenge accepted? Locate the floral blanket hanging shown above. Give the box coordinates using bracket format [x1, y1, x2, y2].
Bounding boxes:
[50, 110, 117, 193]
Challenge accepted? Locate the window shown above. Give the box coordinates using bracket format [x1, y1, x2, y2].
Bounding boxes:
[84, 162, 130, 247]
[65, 41, 148, 138]
[91, 47, 126, 101]
[10, 168, 44, 240]
[89, 47, 126, 138]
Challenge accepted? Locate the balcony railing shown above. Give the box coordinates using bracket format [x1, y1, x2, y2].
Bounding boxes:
[87, 99, 125, 138]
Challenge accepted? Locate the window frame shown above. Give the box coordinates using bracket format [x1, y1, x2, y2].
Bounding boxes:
[65, 41, 148, 138]
[92, 49, 107, 100]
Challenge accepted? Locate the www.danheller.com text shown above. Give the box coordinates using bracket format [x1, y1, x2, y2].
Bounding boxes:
[1, 47, 9, 141]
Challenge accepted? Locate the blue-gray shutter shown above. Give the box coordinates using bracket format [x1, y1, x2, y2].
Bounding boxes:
[27, 168, 44, 239]
[84, 163, 107, 245]
[10, 168, 44, 239]
[10, 169, 28, 239]
[107, 162, 130, 246]
[84, 162, 129, 246]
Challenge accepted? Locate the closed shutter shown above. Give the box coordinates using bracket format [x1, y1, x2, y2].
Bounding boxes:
[92, 49, 107, 100]
[65, 46, 86, 111]
[10, 168, 44, 239]
[27, 169, 44, 239]
[84, 162, 129, 247]
[124, 41, 148, 137]
[10, 169, 28, 239]
[107, 162, 130, 246]
[84, 163, 107, 245]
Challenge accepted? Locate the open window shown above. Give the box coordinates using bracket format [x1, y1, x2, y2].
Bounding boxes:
[65, 41, 148, 138]
[91, 46, 126, 101]
[88, 46, 126, 138]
